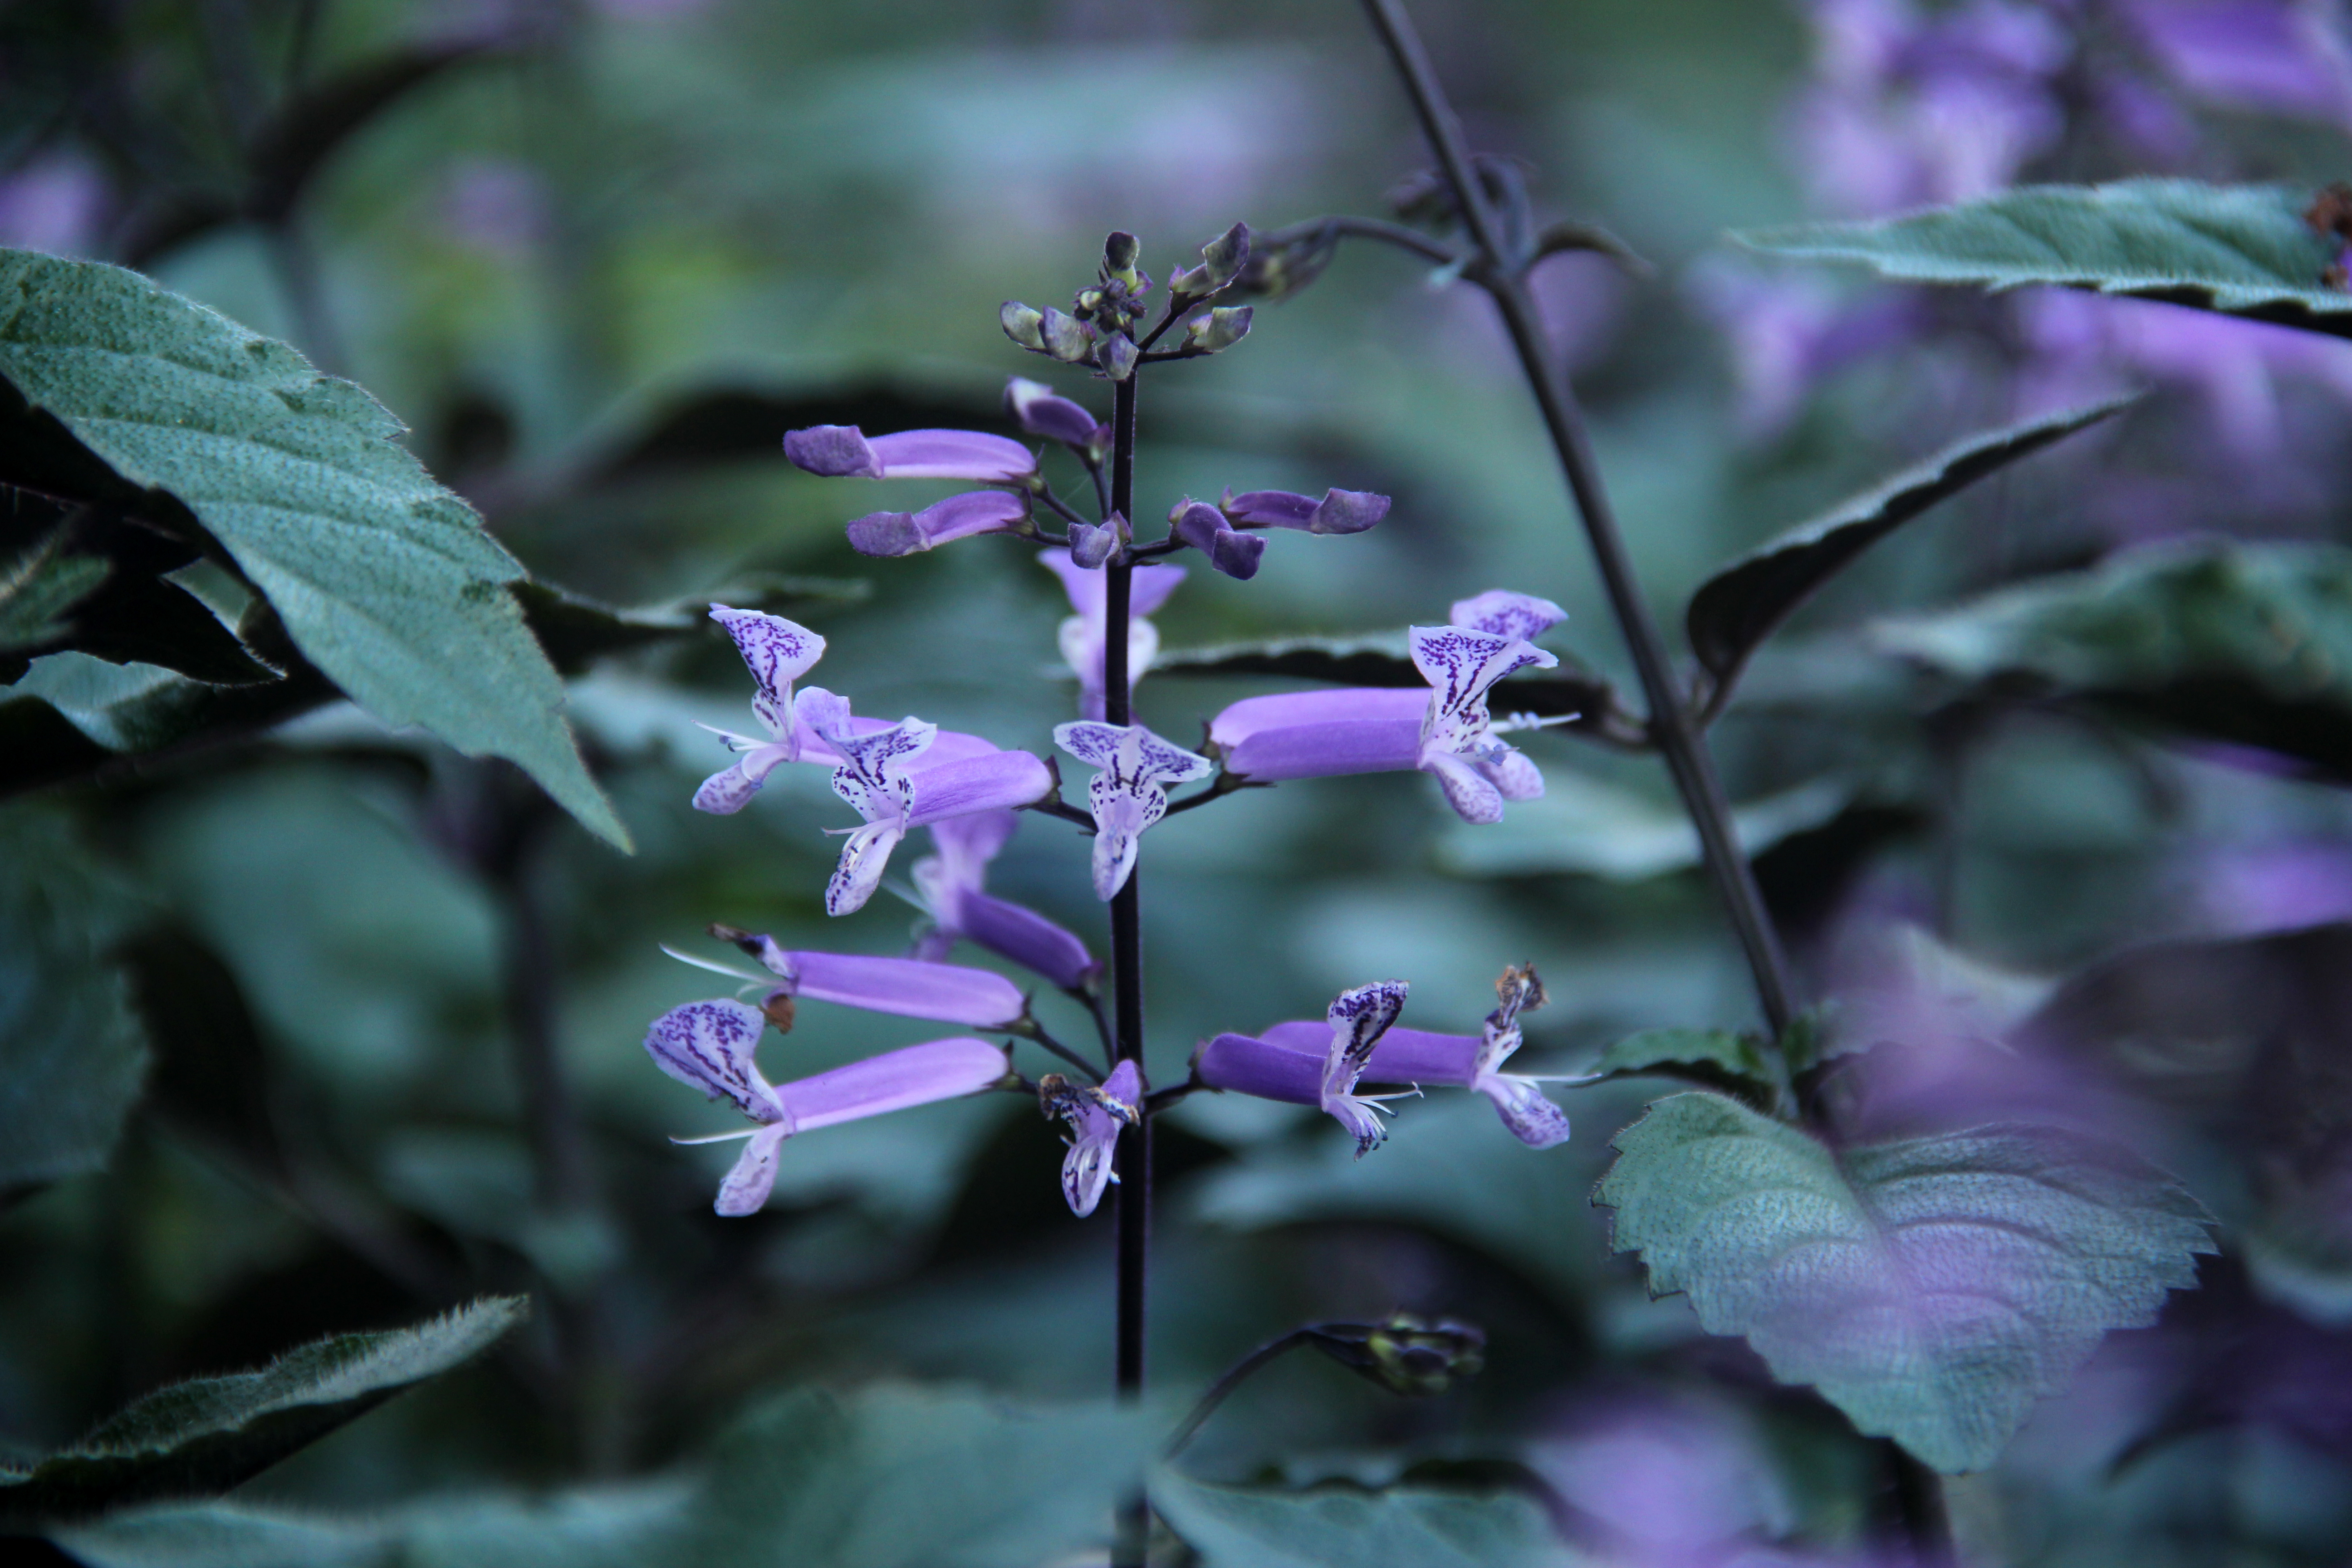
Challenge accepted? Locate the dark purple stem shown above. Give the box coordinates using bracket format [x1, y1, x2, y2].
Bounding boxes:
[1103, 366, 1153, 1568]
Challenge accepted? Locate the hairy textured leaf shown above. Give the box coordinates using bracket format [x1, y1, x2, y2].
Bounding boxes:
[1153, 633, 1612, 723]
[0, 250, 625, 846]
[1687, 397, 2133, 694]
[0, 1298, 524, 1523]
[45, 1384, 1146, 1568]
[1871, 541, 2352, 779]
[1437, 770, 1854, 879]
[1152, 1473, 1579, 1568]
[0, 808, 148, 1192]
[1593, 1092, 2215, 1471]
[1738, 180, 2352, 336]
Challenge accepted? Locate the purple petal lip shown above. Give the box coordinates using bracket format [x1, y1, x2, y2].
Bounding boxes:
[1209, 688, 1426, 780]
[1102, 1058, 1143, 1107]
[777, 951, 1028, 1028]
[776, 1037, 1010, 1131]
[1224, 488, 1390, 535]
[951, 890, 1101, 989]
[847, 490, 1029, 556]
[1043, 551, 1186, 619]
[867, 428, 1038, 481]
[1006, 378, 1103, 446]
[1262, 1020, 1480, 1083]
[907, 750, 1054, 823]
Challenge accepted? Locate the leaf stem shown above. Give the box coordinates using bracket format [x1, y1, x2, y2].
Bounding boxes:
[1163, 1328, 1317, 1456]
[1357, 0, 1797, 1039]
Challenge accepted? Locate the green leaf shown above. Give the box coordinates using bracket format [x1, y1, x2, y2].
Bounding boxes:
[1152, 1472, 1580, 1568]
[1869, 541, 2352, 779]
[0, 250, 627, 848]
[1593, 1092, 2215, 1472]
[1153, 632, 1612, 723]
[1592, 1027, 1782, 1103]
[1686, 397, 2134, 696]
[45, 1384, 1148, 1568]
[0, 1298, 525, 1524]
[1737, 180, 2352, 336]
[0, 806, 149, 1193]
[0, 530, 110, 655]
[1436, 770, 1854, 880]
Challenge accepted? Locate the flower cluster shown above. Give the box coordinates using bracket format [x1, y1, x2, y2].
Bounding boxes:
[647, 228, 1582, 1220]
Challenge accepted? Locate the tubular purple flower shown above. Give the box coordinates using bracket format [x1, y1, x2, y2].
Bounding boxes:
[1411, 619, 1558, 824]
[1005, 377, 1107, 449]
[693, 607, 828, 815]
[709, 926, 1030, 1029]
[1054, 721, 1214, 900]
[846, 490, 1030, 557]
[1209, 688, 1427, 781]
[1222, 488, 1391, 535]
[646, 997, 1012, 1215]
[912, 812, 1101, 990]
[1040, 549, 1186, 719]
[1169, 498, 1265, 580]
[1040, 1058, 1141, 1217]
[784, 425, 1038, 483]
[797, 688, 1052, 916]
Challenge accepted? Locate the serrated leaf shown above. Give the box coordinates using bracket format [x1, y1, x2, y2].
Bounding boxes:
[1592, 1027, 1782, 1103]
[1737, 180, 2352, 336]
[0, 807, 148, 1191]
[1436, 770, 1854, 880]
[1151, 1472, 1580, 1568]
[1593, 1092, 2215, 1471]
[1687, 397, 2134, 696]
[1870, 541, 2352, 779]
[0, 1297, 525, 1523]
[1152, 633, 1610, 722]
[0, 250, 626, 847]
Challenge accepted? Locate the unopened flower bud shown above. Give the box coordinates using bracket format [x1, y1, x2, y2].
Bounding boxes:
[1005, 377, 1103, 448]
[1184, 305, 1252, 354]
[1098, 333, 1138, 382]
[1068, 519, 1119, 568]
[1041, 307, 1094, 363]
[1001, 301, 1047, 353]
[1171, 221, 1251, 299]
[1308, 1315, 1486, 1398]
[1103, 230, 1142, 287]
[1169, 499, 1264, 580]
[1231, 225, 1340, 303]
[1222, 487, 1390, 535]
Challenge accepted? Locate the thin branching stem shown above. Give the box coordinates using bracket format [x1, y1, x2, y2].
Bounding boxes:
[1164, 1328, 1318, 1456]
[1257, 213, 1465, 270]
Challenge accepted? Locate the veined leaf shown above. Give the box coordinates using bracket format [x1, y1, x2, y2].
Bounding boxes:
[1592, 1027, 1782, 1104]
[0, 807, 149, 1192]
[1687, 397, 2134, 697]
[1153, 632, 1613, 723]
[0, 250, 626, 847]
[1737, 180, 2352, 336]
[1152, 1472, 1579, 1568]
[0, 1298, 525, 1524]
[1869, 541, 2352, 779]
[1594, 1092, 2214, 1472]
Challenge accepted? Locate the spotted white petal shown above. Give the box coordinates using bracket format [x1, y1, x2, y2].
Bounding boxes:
[1085, 769, 1165, 901]
[691, 740, 797, 816]
[715, 1123, 792, 1215]
[710, 606, 825, 736]
[1320, 980, 1410, 1157]
[1420, 748, 1506, 825]
[1473, 1073, 1573, 1148]
[643, 998, 789, 1124]
[827, 818, 907, 916]
[1446, 590, 1567, 644]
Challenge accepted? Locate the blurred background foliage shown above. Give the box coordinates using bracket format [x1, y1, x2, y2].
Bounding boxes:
[10, 0, 2352, 1563]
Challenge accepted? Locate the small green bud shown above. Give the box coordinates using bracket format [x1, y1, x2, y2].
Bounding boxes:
[1171, 221, 1252, 299]
[1098, 333, 1138, 382]
[1308, 1315, 1485, 1398]
[1184, 304, 1252, 353]
[1040, 306, 1094, 363]
[1103, 230, 1142, 289]
[1001, 301, 1046, 353]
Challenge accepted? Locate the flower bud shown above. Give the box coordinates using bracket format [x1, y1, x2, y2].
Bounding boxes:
[1222, 487, 1390, 535]
[1068, 520, 1119, 569]
[1231, 225, 1340, 303]
[1097, 333, 1138, 382]
[1184, 305, 1252, 354]
[1308, 1315, 1486, 1398]
[1103, 230, 1143, 289]
[1169, 498, 1264, 580]
[1005, 378, 1103, 448]
[1040, 306, 1094, 363]
[1171, 221, 1251, 300]
[1001, 301, 1047, 353]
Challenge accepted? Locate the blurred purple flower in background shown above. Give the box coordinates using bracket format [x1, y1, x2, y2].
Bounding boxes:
[910, 810, 1101, 989]
[1041, 549, 1186, 719]
[0, 152, 108, 257]
[439, 157, 552, 257]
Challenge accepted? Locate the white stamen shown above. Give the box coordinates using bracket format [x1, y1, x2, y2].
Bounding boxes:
[658, 944, 768, 983]
[1490, 710, 1582, 735]
[669, 1128, 761, 1145]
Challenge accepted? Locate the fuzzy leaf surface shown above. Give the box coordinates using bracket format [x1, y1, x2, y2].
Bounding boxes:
[1738, 180, 2352, 336]
[1593, 1092, 2215, 1471]
[0, 1298, 525, 1523]
[1871, 541, 2352, 779]
[0, 250, 624, 846]
[1687, 397, 2133, 691]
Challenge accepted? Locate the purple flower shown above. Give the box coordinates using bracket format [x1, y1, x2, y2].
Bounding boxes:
[846, 490, 1031, 557]
[1220, 488, 1391, 535]
[692, 607, 829, 815]
[1194, 966, 1573, 1149]
[1169, 499, 1266, 580]
[2122, 0, 2352, 123]
[644, 998, 1010, 1215]
[912, 811, 1102, 990]
[1040, 549, 1188, 720]
[1206, 590, 1566, 823]
[1039, 1058, 1142, 1217]
[701, 925, 1032, 1029]
[784, 425, 1038, 483]
[1005, 377, 1107, 451]
[797, 688, 1053, 917]
[1053, 721, 1214, 900]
